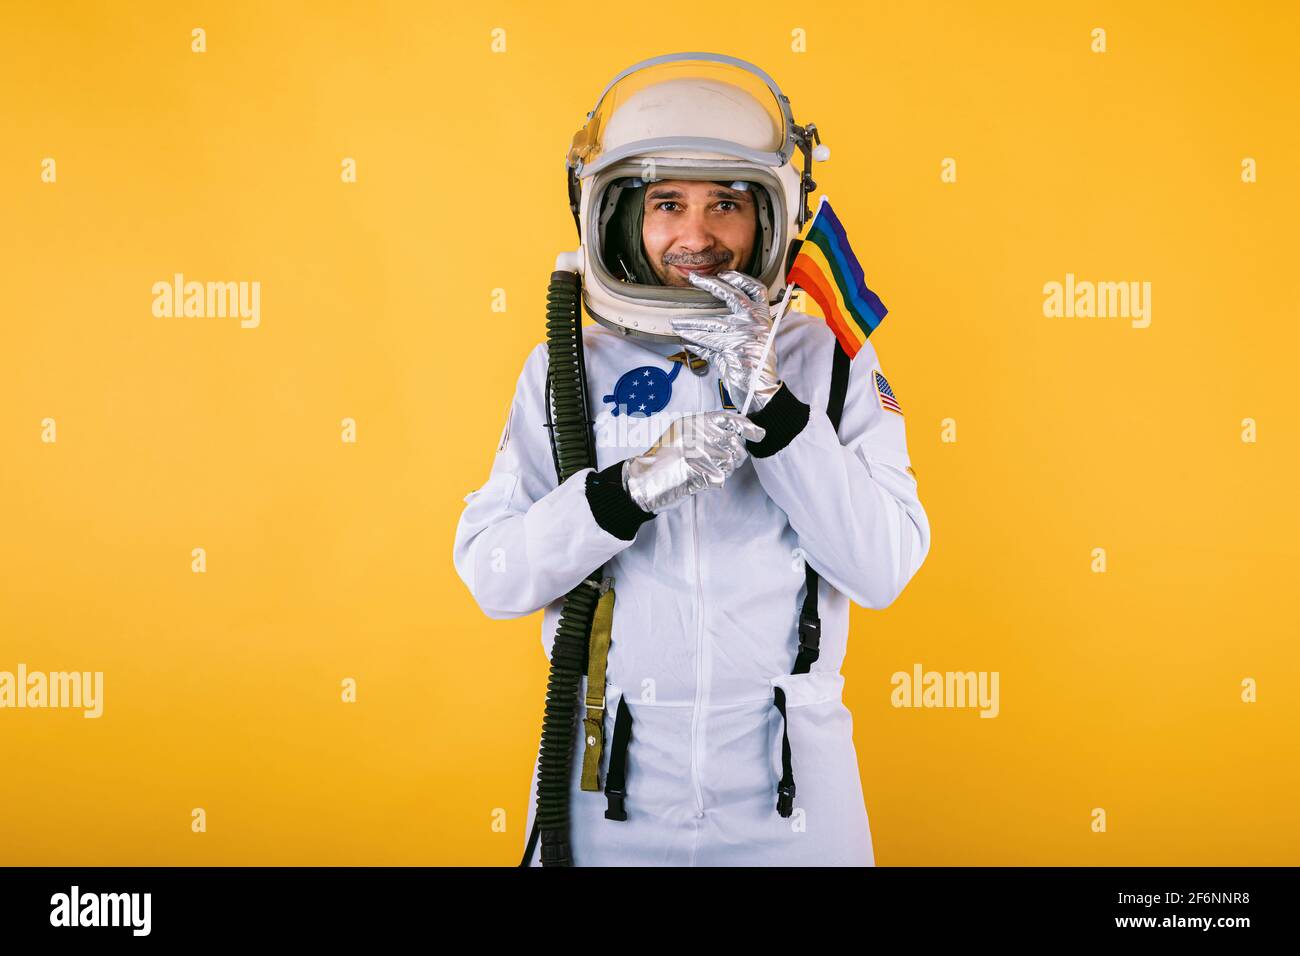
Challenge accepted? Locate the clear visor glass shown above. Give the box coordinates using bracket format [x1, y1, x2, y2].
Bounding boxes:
[592, 166, 784, 301]
[568, 57, 789, 174]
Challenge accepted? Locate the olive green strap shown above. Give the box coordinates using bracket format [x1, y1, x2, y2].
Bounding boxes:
[668, 349, 710, 374]
[580, 585, 616, 792]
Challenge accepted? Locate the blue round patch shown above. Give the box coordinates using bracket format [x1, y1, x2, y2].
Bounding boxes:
[602, 361, 681, 417]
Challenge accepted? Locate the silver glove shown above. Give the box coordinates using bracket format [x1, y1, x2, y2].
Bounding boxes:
[622, 410, 766, 514]
[671, 270, 782, 412]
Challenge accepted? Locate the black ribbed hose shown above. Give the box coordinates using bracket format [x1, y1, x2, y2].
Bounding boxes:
[521, 270, 601, 867]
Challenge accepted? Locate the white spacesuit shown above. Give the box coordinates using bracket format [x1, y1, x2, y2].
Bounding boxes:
[452, 53, 931, 866]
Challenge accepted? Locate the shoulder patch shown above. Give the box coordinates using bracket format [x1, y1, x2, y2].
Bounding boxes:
[874, 369, 903, 416]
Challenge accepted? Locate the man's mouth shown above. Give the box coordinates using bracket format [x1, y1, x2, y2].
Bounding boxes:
[669, 258, 728, 278]
[673, 263, 719, 276]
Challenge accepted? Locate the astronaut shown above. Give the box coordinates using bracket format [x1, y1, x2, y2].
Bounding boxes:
[453, 53, 931, 866]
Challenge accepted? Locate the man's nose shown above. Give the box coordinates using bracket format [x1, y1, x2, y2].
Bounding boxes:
[674, 210, 719, 252]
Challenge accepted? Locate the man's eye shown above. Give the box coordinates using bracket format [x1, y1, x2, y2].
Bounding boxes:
[655, 201, 680, 212]
[716, 200, 738, 212]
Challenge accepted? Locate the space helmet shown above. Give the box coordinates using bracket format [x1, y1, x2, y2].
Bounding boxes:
[560, 52, 828, 343]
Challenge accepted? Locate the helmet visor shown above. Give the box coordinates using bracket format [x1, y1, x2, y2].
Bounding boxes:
[590, 162, 785, 304]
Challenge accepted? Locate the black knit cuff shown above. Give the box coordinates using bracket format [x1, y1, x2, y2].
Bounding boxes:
[585, 460, 655, 541]
[745, 382, 810, 458]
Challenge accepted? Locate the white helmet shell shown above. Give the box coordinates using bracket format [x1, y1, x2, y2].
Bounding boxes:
[564, 53, 825, 343]
[601, 77, 783, 157]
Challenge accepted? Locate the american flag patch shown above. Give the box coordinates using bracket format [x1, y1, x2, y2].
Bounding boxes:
[874, 370, 902, 415]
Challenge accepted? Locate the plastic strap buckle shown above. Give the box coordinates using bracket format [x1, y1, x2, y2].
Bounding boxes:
[776, 782, 796, 818]
[604, 788, 628, 822]
[797, 614, 821, 658]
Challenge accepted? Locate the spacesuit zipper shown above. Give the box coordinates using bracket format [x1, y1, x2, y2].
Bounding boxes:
[687, 372, 709, 818]
[688, 493, 707, 816]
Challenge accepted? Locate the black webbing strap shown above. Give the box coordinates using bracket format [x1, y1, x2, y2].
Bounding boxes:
[603, 694, 633, 821]
[827, 339, 852, 431]
[774, 686, 795, 815]
[776, 340, 852, 817]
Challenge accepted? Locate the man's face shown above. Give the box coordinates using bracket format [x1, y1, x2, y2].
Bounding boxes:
[640, 180, 758, 287]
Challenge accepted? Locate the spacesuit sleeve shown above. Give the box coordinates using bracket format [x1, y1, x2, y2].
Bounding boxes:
[453, 343, 653, 620]
[745, 338, 931, 610]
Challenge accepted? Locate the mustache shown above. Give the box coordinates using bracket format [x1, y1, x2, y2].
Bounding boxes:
[663, 250, 732, 267]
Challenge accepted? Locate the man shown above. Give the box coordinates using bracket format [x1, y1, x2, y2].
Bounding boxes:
[453, 53, 930, 866]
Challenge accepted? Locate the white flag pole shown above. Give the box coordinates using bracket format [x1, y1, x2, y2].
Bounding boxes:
[739, 282, 796, 417]
[739, 195, 828, 417]
[738, 195, 826, 416]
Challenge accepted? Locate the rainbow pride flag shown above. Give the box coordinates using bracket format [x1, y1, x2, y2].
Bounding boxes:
[786, 196, 888, 359]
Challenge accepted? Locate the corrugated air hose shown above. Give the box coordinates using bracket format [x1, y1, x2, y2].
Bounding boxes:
[519, 270, 602, 867]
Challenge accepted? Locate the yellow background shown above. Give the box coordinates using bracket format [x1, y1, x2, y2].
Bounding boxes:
[2, 1, 1296, 865]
